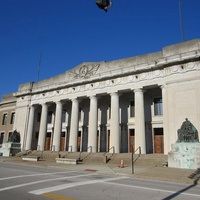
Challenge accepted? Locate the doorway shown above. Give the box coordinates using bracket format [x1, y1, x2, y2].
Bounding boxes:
[45, 132, 51, 150]
[154, 128, 164, 153]
[60, 132, 65, 151]
[77, 131, 81, 152]
[129, 129, 135, 152]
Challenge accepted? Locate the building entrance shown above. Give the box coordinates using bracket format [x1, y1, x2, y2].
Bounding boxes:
[77, 131, 81, 152]
[129, 129, 135, 152]
[60, 132, 65, 151]
[45, 132, 51, 150]
[154, 128, 164, 153]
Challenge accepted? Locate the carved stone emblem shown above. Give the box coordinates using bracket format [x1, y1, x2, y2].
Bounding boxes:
[69, 63, 100, 79]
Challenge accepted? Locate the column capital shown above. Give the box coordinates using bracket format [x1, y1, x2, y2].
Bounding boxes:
[54, 100, 63, 105]
[29, 104, 36, 109]
[160, 84, 167, 89]
[110, 92, 122, 97]
[40, 102, 51, 107]
[134, 88, 144, 93]
[88, 95, 100, 100]
[70, 98, 80, 103]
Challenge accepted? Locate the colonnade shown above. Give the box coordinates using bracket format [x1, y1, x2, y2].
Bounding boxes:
[25, 89, 148, 154]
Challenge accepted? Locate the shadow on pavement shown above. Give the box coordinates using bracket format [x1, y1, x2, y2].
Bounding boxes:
[162, 168, 200, 200]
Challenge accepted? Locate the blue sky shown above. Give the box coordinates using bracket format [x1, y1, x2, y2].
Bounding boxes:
[0, 0, 200, 99]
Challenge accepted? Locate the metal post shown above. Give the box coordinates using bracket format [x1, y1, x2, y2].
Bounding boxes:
[179, 0, 185, 41]
[132, 151, 134, 174]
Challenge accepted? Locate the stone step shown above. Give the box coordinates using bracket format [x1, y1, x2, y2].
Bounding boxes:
[82, 153, 168, 167]
[81, 152, 106, 163]
[25, 151, 58, 159]
[15, 151, 168, 167]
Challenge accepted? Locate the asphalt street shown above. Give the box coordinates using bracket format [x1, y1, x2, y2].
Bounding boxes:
[0, 162, 200, 200]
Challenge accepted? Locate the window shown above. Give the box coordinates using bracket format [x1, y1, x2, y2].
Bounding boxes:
[78, 131, 81, 137]
[47, 111, 53, 123]
[10, 112, 15, 124]
[154, 128, 163, 135]
[130, 101, 135, 117]
[62, 109, 66, 122]
[47, 132, 51, 138]
[8, 132, 12, 140]
[0, 133, 4, 144]
[79, 107, 82, 121]
[130, 129, 135, 136]
[61, 132, 65, 137]
[2, 113, 7, 125]
[108, 104, 111, 119]
[154, 97, 163, 115]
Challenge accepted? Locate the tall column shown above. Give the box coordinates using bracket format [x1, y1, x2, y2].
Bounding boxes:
[161, 85, 168, 154]
[88, 96, 98, 153]
[25, 105, 35, 150]
[134, 89, 146, 154]
[69, 98, 79, 152]
[37, 103, 48, 151]
[110, 92, 120, 153]
[52, 101, 63, 151]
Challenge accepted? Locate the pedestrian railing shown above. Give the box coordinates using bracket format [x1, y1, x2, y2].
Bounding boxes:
[79, 146, 92, 161]
[103, 146, 115, 163]
[131, 146, 141, 174]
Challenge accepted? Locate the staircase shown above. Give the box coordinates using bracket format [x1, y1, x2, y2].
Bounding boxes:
[104, 153, 168, 166]
[15, 151, 168, 167]
[62, 152, 168, 167]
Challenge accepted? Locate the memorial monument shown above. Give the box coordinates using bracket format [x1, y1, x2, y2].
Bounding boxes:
[0, 130, 21, 157]
[168, 118, 200, 169]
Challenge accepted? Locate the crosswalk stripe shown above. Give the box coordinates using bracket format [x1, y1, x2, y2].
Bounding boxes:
[0, 171, 76, 181]
[29, 176, 127, 195]
[0, 173, 94, 192]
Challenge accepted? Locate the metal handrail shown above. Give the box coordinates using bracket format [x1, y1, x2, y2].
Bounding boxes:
[103, 146, 115, 156]
[87, 146, 92, 153]
[103, 146, 115, 163]
[131, 146, 141, 174]
[79, 146, 92, 161]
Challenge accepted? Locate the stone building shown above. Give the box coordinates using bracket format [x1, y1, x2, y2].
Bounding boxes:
[1, 39, 200, 155]
[0, 94, 16, 146]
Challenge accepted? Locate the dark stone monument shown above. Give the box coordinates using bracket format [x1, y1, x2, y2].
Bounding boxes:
[176, 118, 199, 143]
[8, 130, 21, 143]
[168, 119, 200, 169]
[0, 130, 21, 157]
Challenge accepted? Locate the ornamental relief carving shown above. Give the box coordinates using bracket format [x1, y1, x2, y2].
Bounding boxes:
[171, 65, 179, 72]
[29, 61, 199, 101]
[187, 61, 200, 70]
[69, 63, 100, 79]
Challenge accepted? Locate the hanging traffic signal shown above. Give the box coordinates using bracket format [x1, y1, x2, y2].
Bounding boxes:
[96, 0, 112, 12]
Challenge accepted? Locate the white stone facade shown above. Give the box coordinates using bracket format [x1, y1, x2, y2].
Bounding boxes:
[12, 39, 200, 154]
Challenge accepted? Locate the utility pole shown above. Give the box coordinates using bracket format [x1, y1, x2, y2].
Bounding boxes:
[37, 52, 42, 82]
[179, 0, 185, 41]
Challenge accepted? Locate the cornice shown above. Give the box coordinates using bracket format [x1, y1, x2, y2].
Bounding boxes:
[14, 47, 200, 98]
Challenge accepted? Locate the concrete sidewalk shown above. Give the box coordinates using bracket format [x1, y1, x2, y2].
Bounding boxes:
[0, 156, 200, 185]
